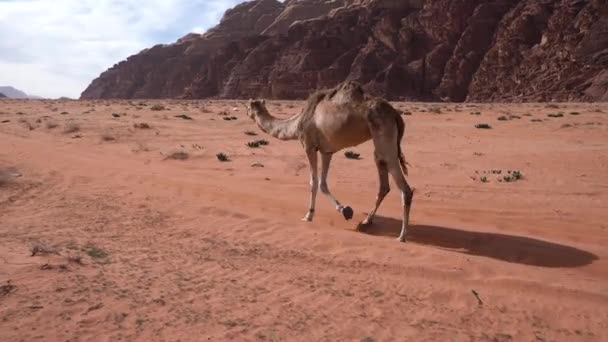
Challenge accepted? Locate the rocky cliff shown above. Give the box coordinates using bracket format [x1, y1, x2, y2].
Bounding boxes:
[81, 0, 608, 102]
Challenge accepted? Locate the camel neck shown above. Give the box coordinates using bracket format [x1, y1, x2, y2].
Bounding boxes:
[255, 109, 301, 141]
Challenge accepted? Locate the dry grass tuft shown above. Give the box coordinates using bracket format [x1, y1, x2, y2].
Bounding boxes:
[133, 122, 151, 129]
[0, 280, 16, 297]
[30, 241, 60, 256]
[174, 114, 193, 120]
[165, 151, 189, 160]
[150, 104, 165, 111]
[83, 243, 109, 260]
[429, 107, 442, 114]
[67, 254, 84, 265]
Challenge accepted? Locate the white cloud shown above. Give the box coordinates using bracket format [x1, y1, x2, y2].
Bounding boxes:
[0, 0, 244, 98]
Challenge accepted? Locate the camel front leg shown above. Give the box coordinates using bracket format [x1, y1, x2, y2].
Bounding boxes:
[302, 149, 318, 221]
[320, 153, 353, 220]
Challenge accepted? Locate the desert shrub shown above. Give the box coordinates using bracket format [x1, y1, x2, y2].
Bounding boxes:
[30, 241, 60, 256]
[503, 170, 523, 182]
[216, 153, 229, 162]
[133, 123, 151, 129]
[344, 151, 360, 159]
[63, 123, 80, 134]
[83, 243, 108, 259]
[165, 151, 189, 160]
[174, 114, 192, 120]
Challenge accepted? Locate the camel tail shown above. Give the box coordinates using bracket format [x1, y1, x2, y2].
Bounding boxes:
[395, 114, 408, 176]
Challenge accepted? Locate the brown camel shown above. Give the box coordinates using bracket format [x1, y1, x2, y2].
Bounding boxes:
[245, 81, 414, 242]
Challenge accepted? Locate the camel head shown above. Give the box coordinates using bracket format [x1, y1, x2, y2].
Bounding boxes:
[246, 99, 267, 120]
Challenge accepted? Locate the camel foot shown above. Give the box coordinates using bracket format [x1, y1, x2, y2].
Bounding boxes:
[397, 236, 406, 243]
[301, 216, 313, 222]
[356, 220, 372, 232]
[342, 206, 354, 220]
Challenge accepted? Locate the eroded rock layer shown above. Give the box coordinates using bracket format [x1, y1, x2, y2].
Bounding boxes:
[81, 0, 608, 102]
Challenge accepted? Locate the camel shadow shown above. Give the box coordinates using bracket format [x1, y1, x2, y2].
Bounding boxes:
[360, 215, 598, 268]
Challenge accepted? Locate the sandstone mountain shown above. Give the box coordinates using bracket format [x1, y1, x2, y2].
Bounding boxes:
[81, 0, 608, 102]
[0, 93, 7, 98]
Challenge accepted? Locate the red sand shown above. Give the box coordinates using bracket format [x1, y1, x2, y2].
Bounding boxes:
[1, 99, 607, 341]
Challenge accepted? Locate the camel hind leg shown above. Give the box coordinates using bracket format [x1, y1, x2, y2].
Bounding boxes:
[302, 148, 319, 221]
[386, 156, 414, 242]
[358, 157, 390, 229]
[366, 114, 414, 242]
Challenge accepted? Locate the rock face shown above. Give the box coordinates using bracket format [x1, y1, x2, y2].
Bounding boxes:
[0, 93, 6, 98]
[261, 0, 348, 35]
[81, 0, 608, 102]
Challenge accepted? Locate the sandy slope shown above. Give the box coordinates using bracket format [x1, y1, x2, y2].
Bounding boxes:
[1, 98, 607, 341]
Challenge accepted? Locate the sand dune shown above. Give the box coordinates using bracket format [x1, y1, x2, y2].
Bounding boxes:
[1, 98, 607, 341]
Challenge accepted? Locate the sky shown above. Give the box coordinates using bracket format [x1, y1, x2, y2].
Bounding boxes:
[0, 0, 251, 98]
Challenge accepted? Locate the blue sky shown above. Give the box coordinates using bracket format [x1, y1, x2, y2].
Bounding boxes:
[0, 0, 251, 98]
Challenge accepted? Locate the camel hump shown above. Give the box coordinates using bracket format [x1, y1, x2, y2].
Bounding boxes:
[329, 80, 365, 103]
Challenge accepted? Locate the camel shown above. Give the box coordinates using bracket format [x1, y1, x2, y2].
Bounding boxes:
[245, 81, 414, 242]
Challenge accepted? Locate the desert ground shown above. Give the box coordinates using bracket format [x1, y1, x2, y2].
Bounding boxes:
[1, 98, 607, 341]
